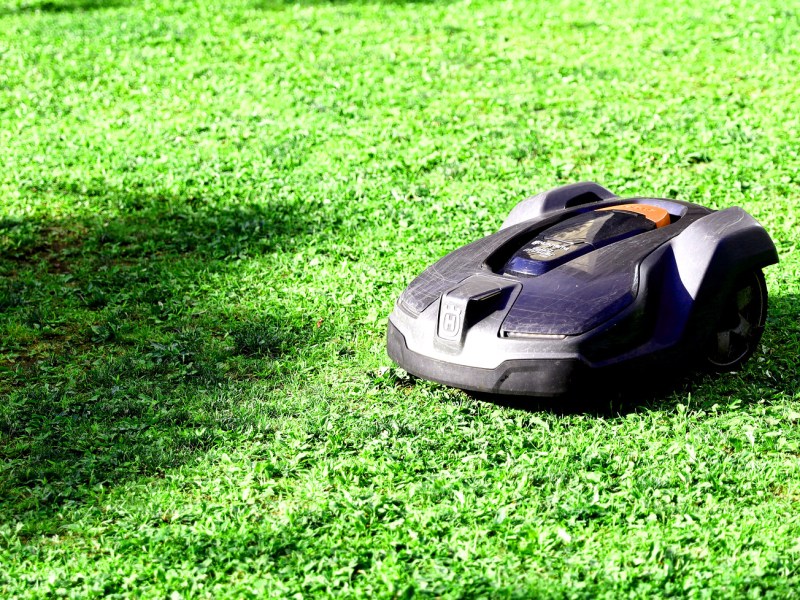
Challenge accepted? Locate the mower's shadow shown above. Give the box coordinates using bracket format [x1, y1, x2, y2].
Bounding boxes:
[467, 375, 695, 418]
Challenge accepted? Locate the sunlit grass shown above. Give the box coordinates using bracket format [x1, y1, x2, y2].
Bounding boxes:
[1, 0, 799, 596]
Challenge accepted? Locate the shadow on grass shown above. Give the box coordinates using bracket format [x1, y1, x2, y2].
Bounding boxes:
[0, 0, 129, 17]
[467, 378, 691, 419]
[0, 186, 333, 529]
[467, 291, 800, 417]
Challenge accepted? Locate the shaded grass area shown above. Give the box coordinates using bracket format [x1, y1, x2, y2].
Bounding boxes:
[0, 0, 130, 16]
[1, 0, 800, 597]
[0, 197, 336, 532]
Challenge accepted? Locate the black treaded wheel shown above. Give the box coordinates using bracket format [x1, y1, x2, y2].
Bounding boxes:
[705, 269, 768, 371]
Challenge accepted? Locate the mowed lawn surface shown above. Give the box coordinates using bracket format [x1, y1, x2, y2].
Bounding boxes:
[1, 0, 799, 597]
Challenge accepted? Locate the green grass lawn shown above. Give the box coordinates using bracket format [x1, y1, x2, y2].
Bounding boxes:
[1, 0, 799, 596]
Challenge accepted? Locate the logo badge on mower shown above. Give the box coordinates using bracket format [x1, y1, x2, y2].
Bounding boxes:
[438, 302, 464, 339]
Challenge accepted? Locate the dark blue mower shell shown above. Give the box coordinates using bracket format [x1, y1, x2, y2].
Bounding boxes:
[387, 182, 778, 397]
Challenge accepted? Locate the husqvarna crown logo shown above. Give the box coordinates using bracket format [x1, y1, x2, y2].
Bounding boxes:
[439, 303, 464, 339]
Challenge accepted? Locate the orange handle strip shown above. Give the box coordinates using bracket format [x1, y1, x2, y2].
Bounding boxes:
[597, 204, 671, 228]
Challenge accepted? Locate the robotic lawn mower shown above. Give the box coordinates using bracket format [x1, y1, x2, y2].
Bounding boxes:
[387, 182, 778, 397]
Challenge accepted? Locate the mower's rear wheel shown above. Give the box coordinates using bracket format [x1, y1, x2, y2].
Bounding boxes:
[705, 269, 768, 371]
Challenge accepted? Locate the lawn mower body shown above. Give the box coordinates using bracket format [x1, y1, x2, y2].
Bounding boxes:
[387, 182, 778, 397]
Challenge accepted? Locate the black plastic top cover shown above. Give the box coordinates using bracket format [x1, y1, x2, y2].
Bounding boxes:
[503, 210, 656, 276]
